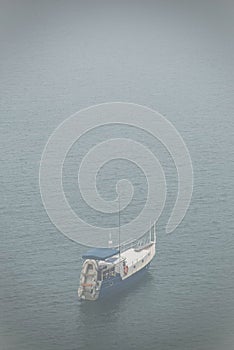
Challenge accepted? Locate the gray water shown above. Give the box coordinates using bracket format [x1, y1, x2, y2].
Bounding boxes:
[1, 2, 234, 350]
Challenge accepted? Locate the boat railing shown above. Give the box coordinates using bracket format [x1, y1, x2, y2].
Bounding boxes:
[119, 224, 156, 253]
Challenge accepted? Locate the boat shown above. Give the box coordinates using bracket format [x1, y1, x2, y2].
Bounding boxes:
[78, 224, 156, 301]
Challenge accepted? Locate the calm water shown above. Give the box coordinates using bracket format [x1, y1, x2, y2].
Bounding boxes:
[1, 2, 234, 350]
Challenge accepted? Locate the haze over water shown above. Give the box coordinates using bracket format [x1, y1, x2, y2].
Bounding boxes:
[0, 1, 234, 350]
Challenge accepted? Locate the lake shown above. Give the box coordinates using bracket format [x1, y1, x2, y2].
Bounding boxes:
[0, 2, 234, 350]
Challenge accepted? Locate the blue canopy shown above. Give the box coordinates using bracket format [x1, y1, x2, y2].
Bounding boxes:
[82, 248, 119, 260]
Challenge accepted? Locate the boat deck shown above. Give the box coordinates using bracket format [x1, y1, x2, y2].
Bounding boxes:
[122, 248, 150, 266]
[104, 245, 152, 269]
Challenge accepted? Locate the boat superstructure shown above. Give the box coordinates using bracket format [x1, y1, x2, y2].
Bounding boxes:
[78, 225, 156, 301]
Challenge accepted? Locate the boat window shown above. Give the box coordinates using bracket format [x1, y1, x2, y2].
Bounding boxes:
[88, 264, 93, 270]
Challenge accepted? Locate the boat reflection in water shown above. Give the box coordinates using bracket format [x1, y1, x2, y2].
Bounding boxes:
[78, 225, 156, 301]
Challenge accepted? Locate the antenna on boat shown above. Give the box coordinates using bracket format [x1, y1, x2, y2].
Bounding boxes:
[154, 222, 156, 243]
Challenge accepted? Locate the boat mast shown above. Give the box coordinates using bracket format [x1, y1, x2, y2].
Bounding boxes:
[118, 197, 121, 259]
